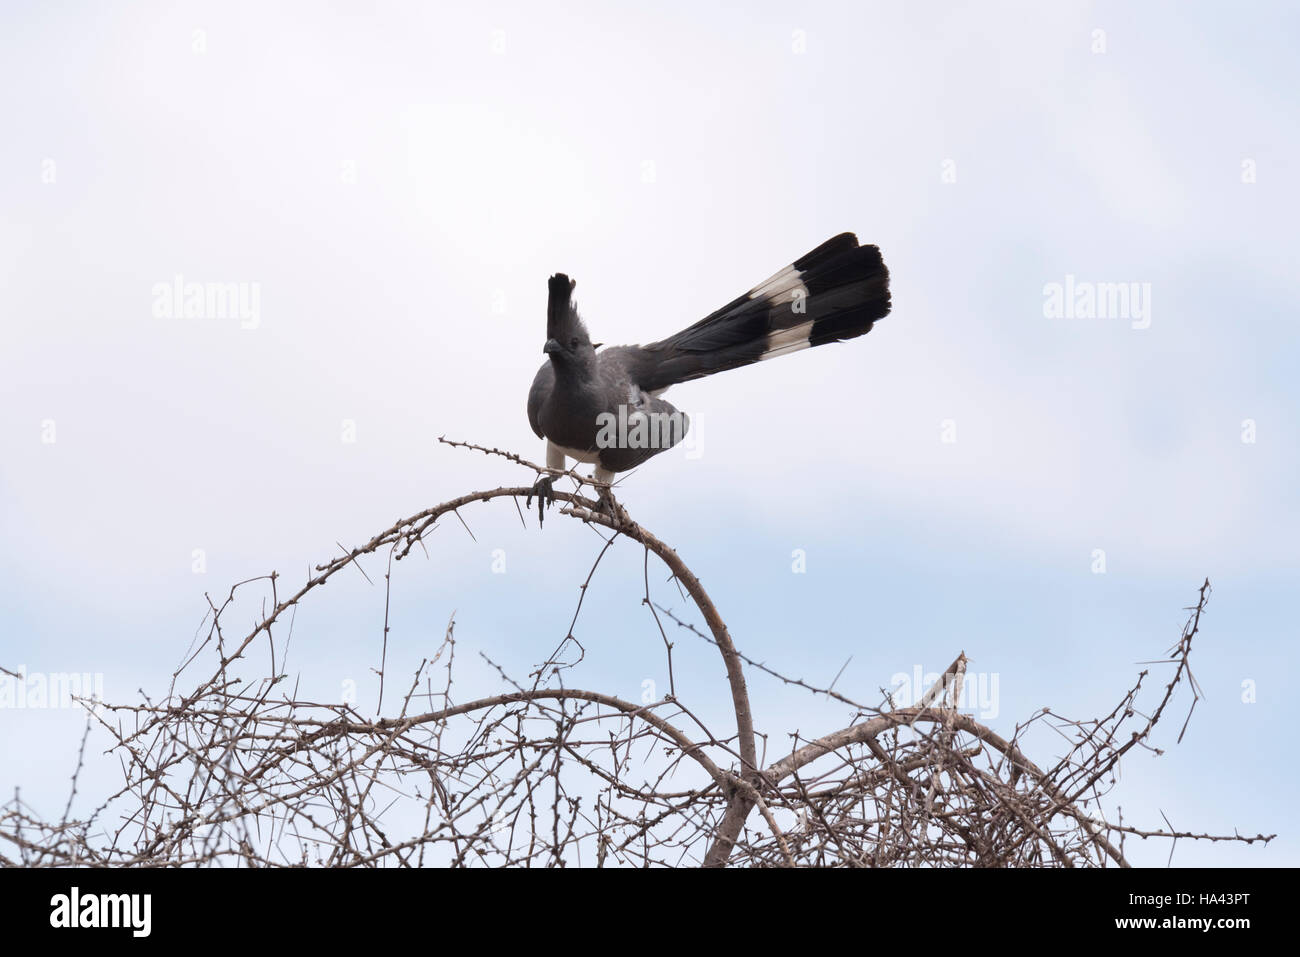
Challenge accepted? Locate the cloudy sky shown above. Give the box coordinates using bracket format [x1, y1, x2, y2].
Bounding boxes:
[1, 0, 1295, 865]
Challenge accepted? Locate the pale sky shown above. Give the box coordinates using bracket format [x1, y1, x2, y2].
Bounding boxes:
[1, 0, 1296, 865]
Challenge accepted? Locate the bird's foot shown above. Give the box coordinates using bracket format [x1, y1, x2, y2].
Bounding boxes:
[526, 475, 555, 527]
[592, 482, 626, 526]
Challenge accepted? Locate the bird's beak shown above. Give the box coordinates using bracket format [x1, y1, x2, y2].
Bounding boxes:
[543, 338, 561, 355]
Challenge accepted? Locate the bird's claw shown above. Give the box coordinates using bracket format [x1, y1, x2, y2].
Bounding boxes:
[592, 483, 625, 526]
[527, 475, 555, 527]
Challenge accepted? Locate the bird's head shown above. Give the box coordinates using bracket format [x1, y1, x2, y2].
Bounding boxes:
[545, 273, 596, 367]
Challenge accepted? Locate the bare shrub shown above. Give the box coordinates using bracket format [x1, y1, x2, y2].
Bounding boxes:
[0, 441, 1273, 867]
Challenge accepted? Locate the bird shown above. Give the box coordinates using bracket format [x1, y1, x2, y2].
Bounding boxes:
[526, 232, 891, 523]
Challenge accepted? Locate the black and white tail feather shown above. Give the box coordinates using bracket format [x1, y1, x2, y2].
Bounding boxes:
[626, 232, 891, 393]
[525, 232, 891, 523]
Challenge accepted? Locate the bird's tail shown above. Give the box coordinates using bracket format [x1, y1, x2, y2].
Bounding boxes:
[634, 233, 891, 392]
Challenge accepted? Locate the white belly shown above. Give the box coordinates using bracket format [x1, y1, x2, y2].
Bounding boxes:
[549, 441, 601, 466]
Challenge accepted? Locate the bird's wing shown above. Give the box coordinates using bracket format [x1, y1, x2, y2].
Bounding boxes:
[526, 362, 554, 439]
[590, 376, 690, 473]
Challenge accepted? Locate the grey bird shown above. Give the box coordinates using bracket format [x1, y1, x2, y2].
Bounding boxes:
[526, 232, 891, 523]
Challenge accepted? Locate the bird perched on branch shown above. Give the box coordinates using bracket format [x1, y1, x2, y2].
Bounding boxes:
[526, 232, 891, 523]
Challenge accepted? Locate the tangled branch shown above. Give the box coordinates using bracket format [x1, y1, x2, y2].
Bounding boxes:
[0, 442, 1273, 867]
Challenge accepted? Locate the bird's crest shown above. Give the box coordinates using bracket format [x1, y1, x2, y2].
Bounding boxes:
[547, 273, 591, 345]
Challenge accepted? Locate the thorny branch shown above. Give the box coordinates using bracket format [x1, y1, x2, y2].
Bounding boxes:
[0, 443, 1273, 867]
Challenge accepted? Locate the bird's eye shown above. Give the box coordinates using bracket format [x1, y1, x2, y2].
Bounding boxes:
[570, 337, 579, 349]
